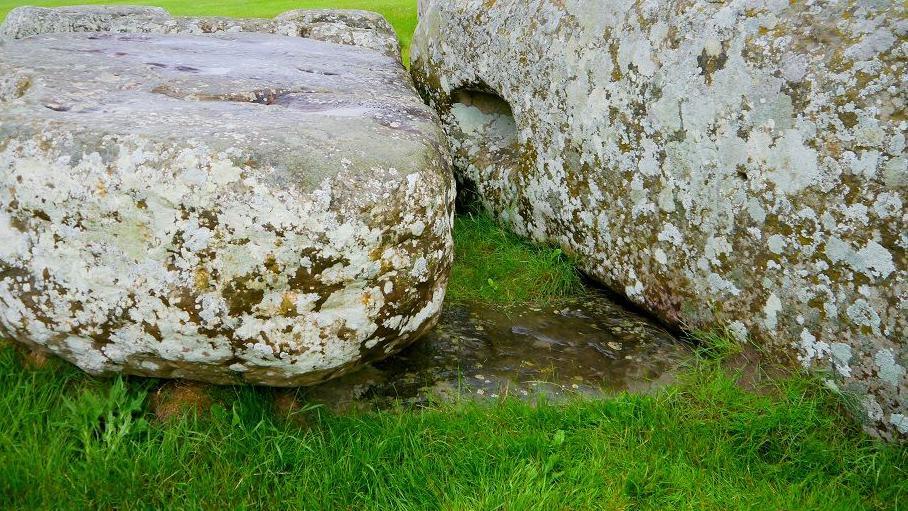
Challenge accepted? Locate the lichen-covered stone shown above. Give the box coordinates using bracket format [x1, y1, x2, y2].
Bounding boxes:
[0, 31, 454, 386]
[0, 5, 401, 57]
[411, 0, 906, 439]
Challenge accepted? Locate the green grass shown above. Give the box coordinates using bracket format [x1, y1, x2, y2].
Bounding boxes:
[690, 327, 749, 359]
[448, 212, 585, 306]
[0, 0, 419, 62]
[0, 343, 905, 510]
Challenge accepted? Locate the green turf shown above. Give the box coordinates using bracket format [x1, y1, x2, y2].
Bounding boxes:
[0, 0, 419, 63]
[448, 212, 585, 306]
[0, 342, 904, 510]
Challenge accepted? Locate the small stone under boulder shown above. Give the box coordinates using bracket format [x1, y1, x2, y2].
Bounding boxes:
[0, 31, 453, 385]
[0, 5, 401, 57]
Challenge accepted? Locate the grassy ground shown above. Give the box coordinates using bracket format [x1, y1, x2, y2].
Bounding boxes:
[448, 212, 585, 306]
[0, 0, 419, 62]
[1, 340, 905, 510]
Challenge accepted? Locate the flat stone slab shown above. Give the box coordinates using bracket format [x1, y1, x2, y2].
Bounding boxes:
[302, 291, 689, 410]
[0, 32, 453, 385]
[0, 5, 401, 57]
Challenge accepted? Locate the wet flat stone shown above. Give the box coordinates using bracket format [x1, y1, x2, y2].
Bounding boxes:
[301, 290, 691, 410]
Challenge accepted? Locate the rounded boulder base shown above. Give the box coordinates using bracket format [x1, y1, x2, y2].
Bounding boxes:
[0, 32, 454, 386]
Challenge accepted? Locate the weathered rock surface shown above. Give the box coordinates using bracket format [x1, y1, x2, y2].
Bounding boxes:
[412, 1, 906, 438]
[0, 31, 453, 385]
[0, 5, 401, 57]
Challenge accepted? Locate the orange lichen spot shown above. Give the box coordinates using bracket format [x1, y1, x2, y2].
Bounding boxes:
[279, 292, 298, 316]
[149, 381, 213, 422]
[194, 268, 210, 290]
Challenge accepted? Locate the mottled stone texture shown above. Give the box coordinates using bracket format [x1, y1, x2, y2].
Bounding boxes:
[412, 0, 906, 439]
[0, 5, 401, 57]
[0, 32, 453, 385]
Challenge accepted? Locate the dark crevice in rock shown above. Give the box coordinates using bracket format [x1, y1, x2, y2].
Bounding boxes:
[447, 86, 520, 206]
[453, 87, 514, 114]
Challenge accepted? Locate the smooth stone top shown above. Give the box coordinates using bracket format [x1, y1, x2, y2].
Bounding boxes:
[0, 31, 437, 191]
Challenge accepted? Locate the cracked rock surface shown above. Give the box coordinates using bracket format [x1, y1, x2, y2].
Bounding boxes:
[411, 0, 906, 439]
[0, 5, 401, 57]
[0, 31, 453, 386]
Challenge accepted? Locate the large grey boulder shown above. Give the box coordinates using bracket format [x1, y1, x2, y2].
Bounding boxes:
[411, 1, 906, 439]
[0, 31, 453, 385]
[0, 5, 401, 57]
